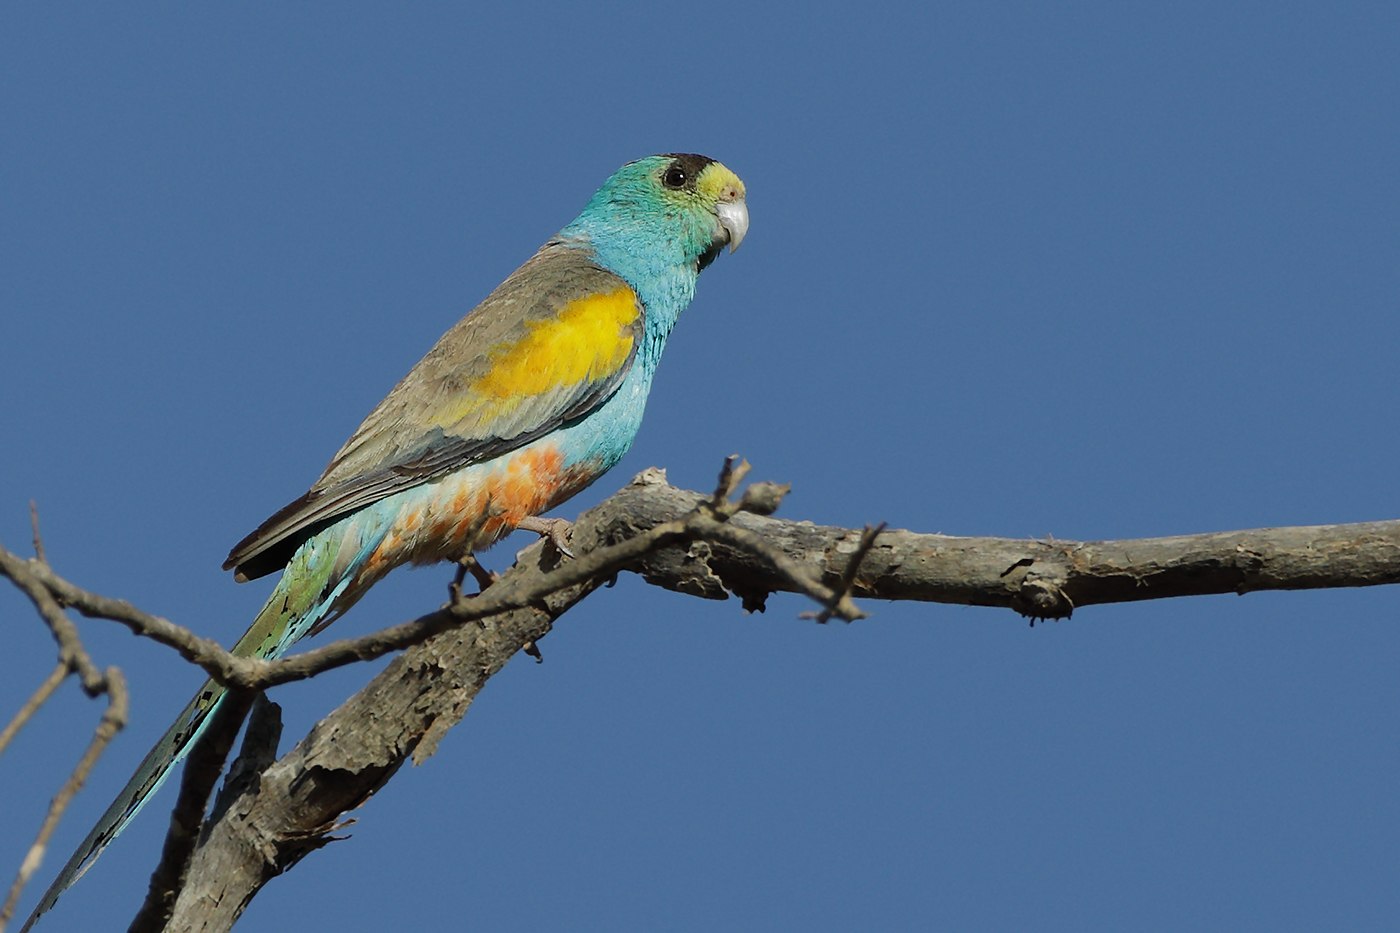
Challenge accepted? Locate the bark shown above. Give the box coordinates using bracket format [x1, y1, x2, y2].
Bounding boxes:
[9, 467, 1400, 931]
[162, 469, 1400, 928]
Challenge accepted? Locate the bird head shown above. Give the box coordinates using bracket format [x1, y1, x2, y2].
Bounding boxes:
[564, 153, 748, 277]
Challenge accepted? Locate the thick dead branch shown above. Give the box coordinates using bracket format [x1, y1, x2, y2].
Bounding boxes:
[129, 689, 255, 933]
[211, 695, 283, 827]
[591, 474, 1400, 620]
[0, 464, 845, 701]
[166, 548, 606, 931]
[9, 466, 1400, 930]
[158, 470, 1400, 927]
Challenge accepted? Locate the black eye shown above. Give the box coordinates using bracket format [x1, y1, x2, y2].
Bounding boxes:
[662, 165, 687, 189]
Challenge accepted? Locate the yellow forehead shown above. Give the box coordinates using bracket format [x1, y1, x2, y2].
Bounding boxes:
[696, 161, 746, 201]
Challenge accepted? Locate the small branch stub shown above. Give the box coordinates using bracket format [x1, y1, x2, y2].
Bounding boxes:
[1013, 576, 1075, 624]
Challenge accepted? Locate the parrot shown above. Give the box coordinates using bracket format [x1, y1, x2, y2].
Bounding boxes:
[25, 152, 748, 928]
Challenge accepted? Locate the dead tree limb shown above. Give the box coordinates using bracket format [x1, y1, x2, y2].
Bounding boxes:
[163, 469, 1400, 927]
[6, 465, 1400, 931]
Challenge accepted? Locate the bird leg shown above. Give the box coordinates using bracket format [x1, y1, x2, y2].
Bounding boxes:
[450, 554, 499, 601]
[516, 515, 575, 559]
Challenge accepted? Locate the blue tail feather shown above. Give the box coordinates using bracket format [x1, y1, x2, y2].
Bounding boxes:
[21, 562, 353, 930]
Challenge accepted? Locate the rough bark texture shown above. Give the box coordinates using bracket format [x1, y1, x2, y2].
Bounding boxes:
[577, 470, 1400, 620]
[166, 554, 600, 931]
[162, 470, 1400, 928]
[10, 467, 1400, 931]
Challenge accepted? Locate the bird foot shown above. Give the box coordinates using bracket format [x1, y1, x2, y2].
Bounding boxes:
[516, 516, 575, 558]
[451, 554, 498, 600]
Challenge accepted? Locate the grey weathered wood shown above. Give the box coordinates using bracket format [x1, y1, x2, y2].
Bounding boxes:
[163, 470, 1400, 929]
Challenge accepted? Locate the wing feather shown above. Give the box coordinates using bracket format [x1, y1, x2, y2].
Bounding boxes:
[225, 242, 642, 580]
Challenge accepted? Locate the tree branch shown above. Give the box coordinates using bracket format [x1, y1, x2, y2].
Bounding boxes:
[129, 689, 255, 933]
[160, 470, 1400, 926]
[0, 464, 846, 699]
[8, 465, 1400, 930]
[0, 535, 129, 932]
[0, 665, 68, 759]
[586, 472, 1400, 620]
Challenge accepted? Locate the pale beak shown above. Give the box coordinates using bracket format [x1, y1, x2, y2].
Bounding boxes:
[716, 198, 749, 253]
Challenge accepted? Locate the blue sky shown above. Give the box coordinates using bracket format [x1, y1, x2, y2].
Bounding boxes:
[3, 3, 1398, 930]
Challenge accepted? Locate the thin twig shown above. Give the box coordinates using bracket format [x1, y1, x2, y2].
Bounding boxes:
[709, 455, 751, 511]
[252, 475, 834, 686]
[802, 523, 886, 623]
[9, 464, 1400, 928]
[0, 664, 69, 758]
[28, 501, 45, 565]
[0, 464, 842, 695]
[0, 669, 127, 931]
[6, 553, 248, 687]
[0, 551, 105, 693]
[10, 472, 1400, 701]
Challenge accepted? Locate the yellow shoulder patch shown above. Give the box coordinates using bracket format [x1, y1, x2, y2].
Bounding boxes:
[473, 286, 638, 397]
[430, 286, 639, 428]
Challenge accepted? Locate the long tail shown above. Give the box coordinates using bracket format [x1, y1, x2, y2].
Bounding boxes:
[22, 532, 359, 930]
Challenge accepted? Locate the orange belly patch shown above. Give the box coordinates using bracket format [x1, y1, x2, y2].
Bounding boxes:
[359, 443, 601, 579]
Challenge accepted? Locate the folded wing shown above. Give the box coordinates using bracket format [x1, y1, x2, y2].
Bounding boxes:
[225, 242, 643, 580]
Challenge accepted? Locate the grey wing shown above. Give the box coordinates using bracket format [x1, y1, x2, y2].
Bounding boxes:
[225, 242, 643, 580]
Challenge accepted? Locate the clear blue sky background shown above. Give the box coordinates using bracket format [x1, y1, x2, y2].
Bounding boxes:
[4, 3, 1398, 931]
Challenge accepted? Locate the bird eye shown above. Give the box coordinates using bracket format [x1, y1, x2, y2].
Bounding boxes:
[662, 165, 688, 189]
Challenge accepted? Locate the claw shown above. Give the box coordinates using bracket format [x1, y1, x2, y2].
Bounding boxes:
[517, 516, 575, 559]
